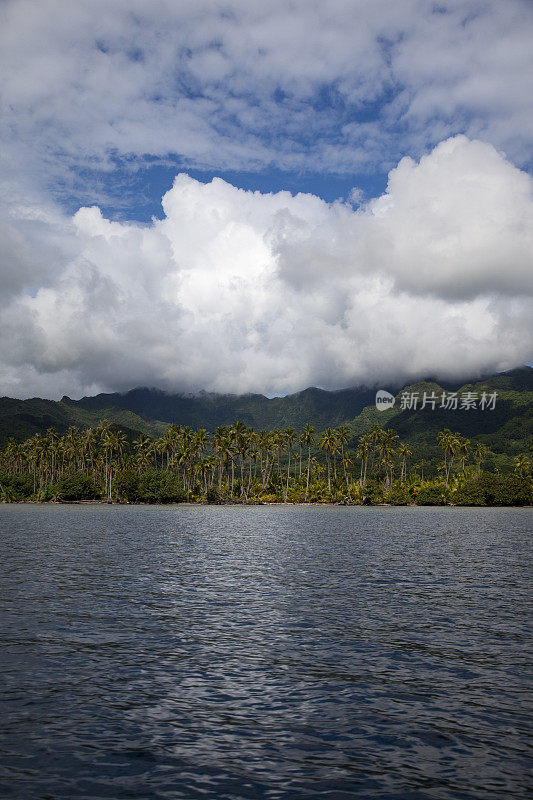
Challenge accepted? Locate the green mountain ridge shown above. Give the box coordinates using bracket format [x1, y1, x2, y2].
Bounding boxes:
[63, 385, 379, 431]
[1, 368, 531, 464]
[349, 369, 533, 470]
[0, 397, 167, 446]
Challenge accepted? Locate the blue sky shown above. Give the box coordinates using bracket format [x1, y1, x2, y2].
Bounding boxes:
[0, 0, 532, 398]
[3, 0, 530, 220]
[66, 159, 391, 223]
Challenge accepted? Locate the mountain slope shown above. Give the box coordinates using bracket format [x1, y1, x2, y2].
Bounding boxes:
[0, 397, 166, 446]
[0, 367, 531, 458]
[67, 385, 378, 431]
[345, 367, 533, 467]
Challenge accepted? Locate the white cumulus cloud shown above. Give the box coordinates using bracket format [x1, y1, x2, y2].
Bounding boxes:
[0, 136, 531, 399]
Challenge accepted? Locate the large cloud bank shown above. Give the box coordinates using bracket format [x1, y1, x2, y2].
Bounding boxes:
[1, 0, 532, 210]
[1, 136, 532, 399]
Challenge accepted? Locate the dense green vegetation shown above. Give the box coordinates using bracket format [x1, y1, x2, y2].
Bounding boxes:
[0, 419, 530, 506]
[0, 396, 166, 447]
[65, 385, 378, 432]
[1, 367, 530, 505]
[1, 367, 531, 456]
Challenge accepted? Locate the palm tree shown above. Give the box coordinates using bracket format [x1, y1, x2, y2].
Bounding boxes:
[379, 429, 399, 488]
[245, 428, 257, 496]
[100, 429, 118, 500]
[114, 430, 127, 470]
[336, 425, 351, 495]
[319, 428, 338, 494]
[44, 427, 59, 484]
[257, 430, 271, 491]
[514, 453, 531, 477]
[81, 428, 98, 481]
[213, 427, 228, 489]
[474, 443, 487, 476]
[284, 428, 296, 500]
[368, 424, 384, 473]
[398, 444, 412, 483]
[271, 429, 285, 486]
[218, 432, 236, 493]
[231, 421, 248, 496]
[300, 424, 315, 501]
[458, 436, 471, 476]
[357, 433, 371, 488]
[437, 429, 459, 487]
[133, 434, 152, 475]
[26, 434, 42, 495]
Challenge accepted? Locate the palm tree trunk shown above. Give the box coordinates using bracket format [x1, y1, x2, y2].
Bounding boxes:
[284, 450, 291, 501]
[305, 445, 311, 501]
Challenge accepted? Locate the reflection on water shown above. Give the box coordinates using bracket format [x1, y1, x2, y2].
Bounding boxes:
[0, 505, 531, 799]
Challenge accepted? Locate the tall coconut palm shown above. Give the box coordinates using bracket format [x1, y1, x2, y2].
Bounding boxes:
[257, 430, 271, 491]
[300, 424, 315, 501]
[379, 429, 399, 489]
[271, 429, 285, 486]
[231, 420, 248, 493]
[133, 434, 152, 475]
[336, 425, 351, 495]
[218, 432, 236, 493]
[437, 429, 459, 487]
[357, 433, 372, 488]
[44, 427, 59, 485]
[114, 430, 128, 471]
[319, 428, 338, 494]
[368, 424, 384, 473]
[213, 427, 227, 489]
[245, 428, 258, 496]
[474, 443, 487, 476]
[284, 428, 296, 500]
[458, 436, 471, 476]
[398, 444, 412, 483]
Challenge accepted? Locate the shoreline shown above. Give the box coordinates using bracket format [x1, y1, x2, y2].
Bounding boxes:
[1, 500, 531, 508]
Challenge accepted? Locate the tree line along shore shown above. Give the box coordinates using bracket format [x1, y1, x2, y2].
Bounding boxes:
[0, 421, 531, 506]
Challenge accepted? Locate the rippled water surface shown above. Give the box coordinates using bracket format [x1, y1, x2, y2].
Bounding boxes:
[0, 505, 531, 799]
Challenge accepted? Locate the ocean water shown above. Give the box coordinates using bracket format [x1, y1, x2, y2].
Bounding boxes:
[0, 504, 531, 799]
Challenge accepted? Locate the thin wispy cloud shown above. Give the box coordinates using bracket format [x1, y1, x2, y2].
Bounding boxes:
[2, 1, 532, 195]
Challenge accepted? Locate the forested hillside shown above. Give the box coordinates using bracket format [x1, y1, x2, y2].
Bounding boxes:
[0, 367, 531, 463]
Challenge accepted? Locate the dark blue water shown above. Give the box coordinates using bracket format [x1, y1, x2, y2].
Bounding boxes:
[0, 505, 531, 799]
